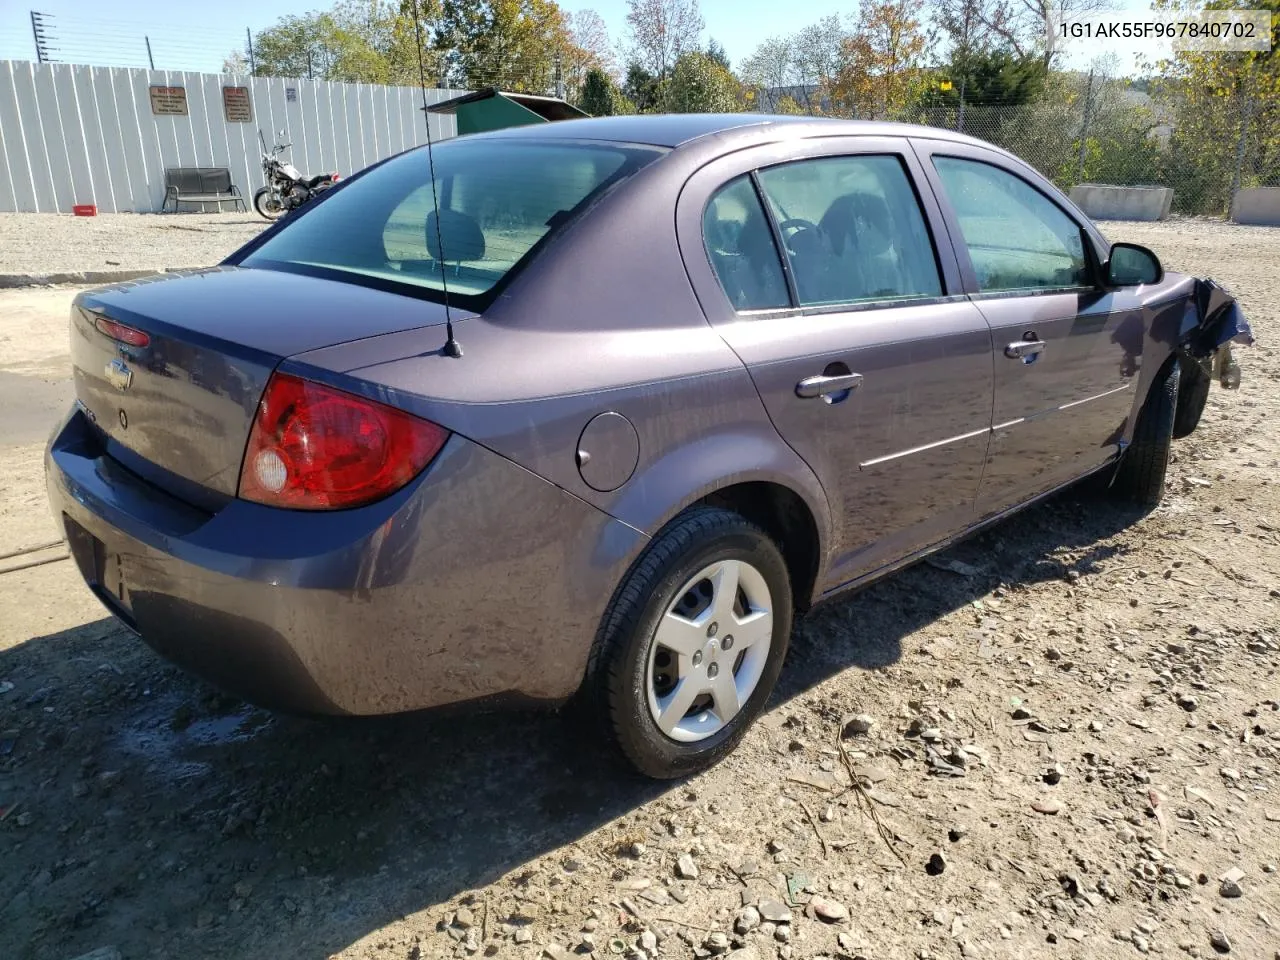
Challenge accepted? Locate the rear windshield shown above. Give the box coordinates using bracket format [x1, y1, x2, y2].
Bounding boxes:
[241, 138, 664, 308]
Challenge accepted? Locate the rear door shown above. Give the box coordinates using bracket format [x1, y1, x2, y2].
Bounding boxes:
[677, 136, 995, 594]
[912, 141, 1142, 517]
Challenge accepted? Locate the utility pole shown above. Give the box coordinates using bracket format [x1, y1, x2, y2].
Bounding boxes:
[30, 11, 55, 63]
[554, 53, 564, 100]
[145, 36, 155, 70]
[246, 27, 256, 74]
[1076, 68, 1095, 182]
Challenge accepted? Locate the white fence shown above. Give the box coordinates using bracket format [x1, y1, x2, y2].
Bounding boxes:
[0, 60, 462, 214]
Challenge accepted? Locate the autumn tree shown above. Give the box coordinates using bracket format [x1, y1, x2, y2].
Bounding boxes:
[979, 0, 1115, 69]
[831, 0, 931, 119]
[252, 0, 441, 84]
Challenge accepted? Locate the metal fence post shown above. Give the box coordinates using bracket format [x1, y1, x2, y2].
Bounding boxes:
[1230, 92, 1251, 205]
[1076, 69, 1094, 183]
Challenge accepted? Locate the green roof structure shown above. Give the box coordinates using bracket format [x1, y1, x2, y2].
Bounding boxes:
[425, 88, 588, 136]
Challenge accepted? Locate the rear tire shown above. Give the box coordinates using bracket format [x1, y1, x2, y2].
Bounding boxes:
[588, 507, 793, 779]
[1173, 355, 1211, 439]
[1112, 359, 1179, 509]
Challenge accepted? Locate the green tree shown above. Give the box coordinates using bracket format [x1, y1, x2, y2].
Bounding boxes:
[624, 61, 662, 111]
[1150, 0, 1280, 211]
[580, 66, 620, 114]
[433, 0, 576, 92]
[706, 37, 730, 71]
[667, 50, 741, 112]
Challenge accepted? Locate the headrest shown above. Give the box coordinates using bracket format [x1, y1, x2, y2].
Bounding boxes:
[426, 208, 485, 262]
[821, 192, 894, 257]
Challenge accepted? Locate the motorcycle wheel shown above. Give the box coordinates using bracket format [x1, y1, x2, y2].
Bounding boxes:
[253, 187, 286, 221]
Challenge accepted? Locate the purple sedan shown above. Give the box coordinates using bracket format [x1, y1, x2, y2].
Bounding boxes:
[46, 114, 1248, 778]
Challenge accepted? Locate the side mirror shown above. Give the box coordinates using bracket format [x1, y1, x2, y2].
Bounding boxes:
[1106, 242, 1163, 286]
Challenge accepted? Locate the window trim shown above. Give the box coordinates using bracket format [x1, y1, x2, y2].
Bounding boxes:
[697, 150, 953, 318]
[917, 146, 1100, 299]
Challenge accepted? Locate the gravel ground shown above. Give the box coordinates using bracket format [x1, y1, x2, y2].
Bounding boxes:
[0, 213, 267, 278]
[0, 219, 1278, 960]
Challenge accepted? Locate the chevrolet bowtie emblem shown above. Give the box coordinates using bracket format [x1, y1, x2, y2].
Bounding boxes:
[105, 358, 132, 392]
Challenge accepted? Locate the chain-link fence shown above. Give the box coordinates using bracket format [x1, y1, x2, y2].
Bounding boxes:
[829, 90, 1278, 219]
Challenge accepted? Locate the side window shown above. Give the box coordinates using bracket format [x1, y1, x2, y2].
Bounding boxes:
[702, 176, 790, 311]
[755, 155, 942, 307]
[933, 156, 1089, 293]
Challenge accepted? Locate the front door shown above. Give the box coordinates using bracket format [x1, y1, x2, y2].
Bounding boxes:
[677, 138, 995, 594]
[916, 145, 1142, 517]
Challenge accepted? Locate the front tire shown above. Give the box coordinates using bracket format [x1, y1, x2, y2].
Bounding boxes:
[253, 186, 285, 221]
[589, 507, 793, 779]
[1112, 359, 1179, 509]
[1173, 355, 1211, 439]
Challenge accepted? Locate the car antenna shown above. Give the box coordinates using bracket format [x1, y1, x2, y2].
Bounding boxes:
[412, 0, 462, 358]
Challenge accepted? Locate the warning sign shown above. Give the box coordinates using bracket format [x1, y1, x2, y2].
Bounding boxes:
[148, 85, 188, 116]
[222, 86, 252, 122]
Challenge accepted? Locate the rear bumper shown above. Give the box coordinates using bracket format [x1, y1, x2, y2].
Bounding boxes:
[45, 407, 646, 715]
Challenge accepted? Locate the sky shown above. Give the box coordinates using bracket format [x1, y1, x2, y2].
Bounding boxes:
[0, 0, 1163, 78]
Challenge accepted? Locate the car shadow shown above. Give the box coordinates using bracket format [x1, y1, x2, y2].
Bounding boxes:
[1, 488, 1144, 960]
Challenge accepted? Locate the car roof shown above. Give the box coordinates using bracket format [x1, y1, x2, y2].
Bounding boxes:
[462, 113, 995, 151]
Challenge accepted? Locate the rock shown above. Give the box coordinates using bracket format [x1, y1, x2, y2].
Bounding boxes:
[1208, 929, 1231, 954]
[820, 804, 836, 823]
[541, 946, 571, 960]
[809, 896, 849, 923]
[675, 853, 699, 880]
[1220, 767, 1241, 782]
[629, 841, 646, 858]
[734, 907, 761, 934]
[704, 931, 731, 954]
[638, 930, 658, 951]
[1219, 879, 1243, 898]
[1220, 866, 1245, 884]
[1133, 933, 1151, 953]
[1177, 694, 1200, 712]
[843, 714, 876, 737]
[1031, 800, 1062, 815]
[948, 824, 969, 842]
[454, 907, 476, 928]
[514, 928, 533, 944]
[773, 925, 791, 943]
[757, 899, 791, 924]
[926, 852, 947, 876]
[1044, 764, 1064, 785]
[1012, 707, 1033, 720]
[1045, 647, 1063, 661]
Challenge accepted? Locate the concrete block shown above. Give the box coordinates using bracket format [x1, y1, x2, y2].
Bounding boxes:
[1068, 183, 1173, 222]
[1230, 188, 1280, 226]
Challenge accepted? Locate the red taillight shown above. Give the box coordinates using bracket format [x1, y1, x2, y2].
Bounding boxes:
[238, 373, 449, 510]
[94, 316, 150, 348]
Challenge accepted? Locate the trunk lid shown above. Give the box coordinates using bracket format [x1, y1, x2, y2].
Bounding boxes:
[71, 265, 452, 499]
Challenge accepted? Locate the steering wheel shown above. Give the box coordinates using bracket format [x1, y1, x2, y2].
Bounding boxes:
[777, 217, 820, 255]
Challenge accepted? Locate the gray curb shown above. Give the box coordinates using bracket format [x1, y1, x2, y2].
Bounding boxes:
[0, 266, 211, 289]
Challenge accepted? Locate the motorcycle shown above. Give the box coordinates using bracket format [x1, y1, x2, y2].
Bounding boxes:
[253, 129, 340, 221]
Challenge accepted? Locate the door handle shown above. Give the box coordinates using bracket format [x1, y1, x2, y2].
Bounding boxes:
[1004, 339, 1046, 360]
[796, 372, 864, 399]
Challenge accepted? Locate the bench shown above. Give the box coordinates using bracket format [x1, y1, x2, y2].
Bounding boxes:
[162, 167, 246, 213]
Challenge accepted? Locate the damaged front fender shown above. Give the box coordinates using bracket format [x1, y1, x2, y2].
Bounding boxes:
[1185, 277, 1255, 389]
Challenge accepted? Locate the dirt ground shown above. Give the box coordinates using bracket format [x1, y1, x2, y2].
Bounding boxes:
[1, 220, 1277, 960]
